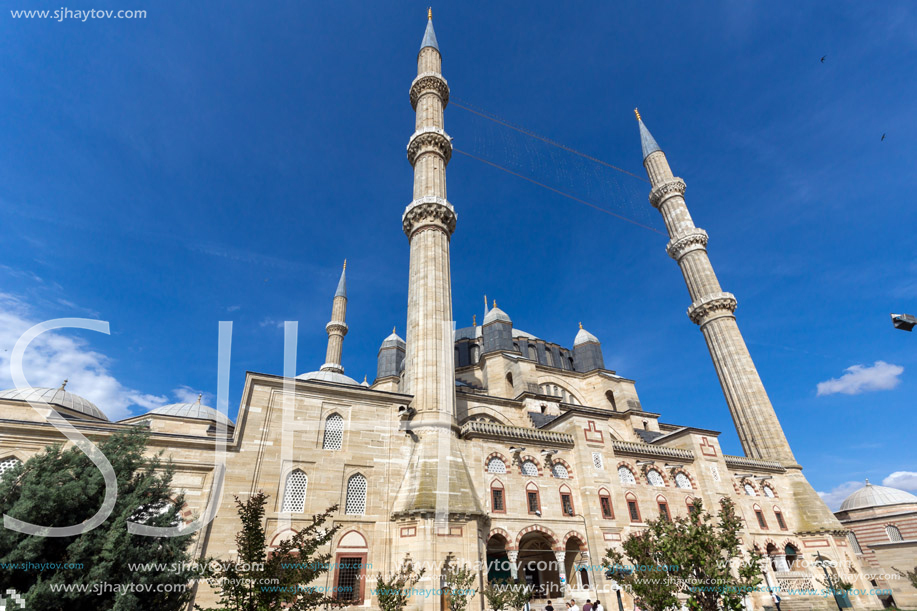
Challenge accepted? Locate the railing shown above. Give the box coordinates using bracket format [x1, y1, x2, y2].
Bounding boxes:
[611, 440, 694, 461]
[459, 421, 574, 446]
[724, 454, 786, 473]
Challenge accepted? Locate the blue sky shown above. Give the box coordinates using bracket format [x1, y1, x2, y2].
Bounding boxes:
[1, 0, 915, 508]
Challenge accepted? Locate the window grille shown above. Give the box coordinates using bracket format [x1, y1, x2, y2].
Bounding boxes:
[600, 496, 613, 519]
[886, 525, 903, 542]
[647, 469, 664, 487]
[521, 461, 538, 477]
[627, 500, 640, 522]
[487, 457, 506, 474]
[675, 473, 692, 489]
[658, 502, 670, 521]
[552, 464, 569, 479]
[763, 485, 775, 498]
[618, 467, 636, 485]
[322, 414, 344, 450]
[744, 483, 756, 496]
[281, 469, 308, 513]
[775, 510, 787, 530]
[0, 457, 21, 478]
[492, 488, 505, 512]
[592, 453, 604, 470]
[335, 557, 363, 602]
[848, 532, 863, 554]
[709, 465, 721, 482]
[345, 474, 367, 515]
[527, 491, 540, 513]
[561, 493, 574, 516]
[755, 510, 767, 529]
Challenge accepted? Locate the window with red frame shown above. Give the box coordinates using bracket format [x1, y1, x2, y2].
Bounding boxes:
[627, 499, 640, 522]
[774, 510, 787, 530]
[658, 501, 670, 522]
[561, 492, 574, 516]
[491, 488, 505, 513]
[600, 495, 613, 519]
[527, 491, 540, 514]
[754, 509, 767, 529]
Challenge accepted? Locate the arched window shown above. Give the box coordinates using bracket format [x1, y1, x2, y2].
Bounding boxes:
[743, 483, 756, 496]
[785, 544, 799, 570]
[686, 497, 697, 515]
[753, 504, 767, 529]
[487, 457, 506, 474]
[605, 391, 617, 411]
[675, 472, 692, 489]
[490, 480, 505, 514]
[599, 488, 614, 519]
[0, 457, 21, 480]
[471, 344, 480, 364]
[322, 414, 344, 450]
[505, 373, 514, 396]
[626, 493, 641, 522]
[647, 469, 664, 487]
[544, 349, 554, 367]
[559, 485, 575, 516]
[657, 496, 670, 521]
[762, 485, 775, 498]
[618, 466, 636, 485]
[527, 344, 537, 361]
[552, 464, 569, 479]
[848, 532, 863, 555]
[774, 507, 787, 530]
[525, 482, 541, 515]
[521, 460, 539, 477]
[281, 469, 308, 513]
[344, 474, 367, 515]
[886, 525, 903, 542]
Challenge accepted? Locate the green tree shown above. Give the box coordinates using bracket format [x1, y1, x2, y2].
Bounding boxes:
[197, 492, 340, 611]
[0, 428, 196, 611]
[482, 579, 531, 611]
[442, 557, 477, 611]
[375, 555, 425, 611]
[604, 498, 762, 611]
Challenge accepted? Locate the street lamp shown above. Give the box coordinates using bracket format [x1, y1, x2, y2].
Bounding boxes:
[813, 552, 848, 611]
[891, 313, 917, 332]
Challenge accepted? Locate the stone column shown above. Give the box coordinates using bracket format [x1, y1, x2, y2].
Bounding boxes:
[555, 551, 567, 595]
[507, 550, 519, 580]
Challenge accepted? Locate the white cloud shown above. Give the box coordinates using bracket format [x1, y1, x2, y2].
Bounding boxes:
[258, 317, 284, 329]
[883, 471, 917, 491]
[817, 480, 864, 511]
[0, 292, 169, 421]
[172, 385, 213, 406]
[816, 361, 904, 396]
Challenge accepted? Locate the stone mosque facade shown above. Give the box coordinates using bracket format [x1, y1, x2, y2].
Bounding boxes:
[0, 14, 899, 611]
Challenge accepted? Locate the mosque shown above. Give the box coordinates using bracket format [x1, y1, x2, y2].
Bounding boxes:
[0, 12, 903, 611]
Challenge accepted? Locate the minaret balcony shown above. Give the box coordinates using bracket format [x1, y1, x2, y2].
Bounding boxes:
[666, 229, 709, 261]
[406, 127, 452, 165]
[402, 196, 457, 237]
[649, 177, 687, 209]
[686, 292, 738, 326]
[409, 72, 449, 109]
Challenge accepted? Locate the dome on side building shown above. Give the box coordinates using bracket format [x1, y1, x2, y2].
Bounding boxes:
[0, 382, 108, 421]
[839, 479, 917, 512]
[150, 396, 233, 427]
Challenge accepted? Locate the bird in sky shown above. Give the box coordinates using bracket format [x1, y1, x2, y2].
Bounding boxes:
[820, 55, 826, 63]
[881, 133, 886, 141]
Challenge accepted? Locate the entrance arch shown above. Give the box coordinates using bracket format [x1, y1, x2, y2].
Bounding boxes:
[486, 531, 513, 583]
[518, 530, 561, 600]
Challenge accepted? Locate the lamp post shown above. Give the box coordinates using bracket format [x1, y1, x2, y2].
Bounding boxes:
[814, 552, 847, 611]
[577, 512, 599, 600]
[891, 313, 917, 332]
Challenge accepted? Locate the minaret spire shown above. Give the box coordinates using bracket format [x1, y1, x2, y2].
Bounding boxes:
[638, 113, 841, 531]
[320, 261, 348, 374]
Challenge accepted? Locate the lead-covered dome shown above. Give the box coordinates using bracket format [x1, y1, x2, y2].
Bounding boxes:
[574, 323, 600, 346]
[839, 480, 917, 512]
[296, 370, 359, 385]
[150, 398, 233, 427]
[0, 382, 108, 421]
[483, 304, 511, 325]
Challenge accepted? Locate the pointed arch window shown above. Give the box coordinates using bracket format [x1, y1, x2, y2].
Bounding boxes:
[618, 466, 636, 485]
[657, 497, 670, 522]
[848, 532, 863, 555]
[753, 504, 767, 529]
[281, 469, 308, 513]
[491, 480, 505, 514]
[344, 474, 367, 515]
[774, 507, 788, 530]
[599, 488, 614, 519]
[560, 487, 575, 517]
[322, 414, 344, 450]
[487, 457, 506, 474]
[886, 525, 903, 542]
[626, 493, 641, 523]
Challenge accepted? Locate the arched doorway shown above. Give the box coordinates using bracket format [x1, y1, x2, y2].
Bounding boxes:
[486, 533, 512, 583]
[518, 531, 561, 600]
[565, 535, 589, 591]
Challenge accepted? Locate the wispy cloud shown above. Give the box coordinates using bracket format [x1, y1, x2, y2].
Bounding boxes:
[0, 292, 168, 421]
[258, 317, 285, 329]
[817, 480, 864, 511]
[816, 361, 903, 396]
[883, 471, 917, 491]
[172, 385, 213, 406]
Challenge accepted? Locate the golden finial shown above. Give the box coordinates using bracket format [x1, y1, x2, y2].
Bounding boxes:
[343, 259, 347, 270]
[493, 299, 497, 308]
[363, 375, 368, 383]
[634, 108, 641, 121]
[579, 322, 583, 329]
[473, 315, 476, 326]
[428, 7, 432, 20]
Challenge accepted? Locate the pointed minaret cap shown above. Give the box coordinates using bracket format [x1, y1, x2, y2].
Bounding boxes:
[334, 260, 347, 298]
[635, 108, 662, 160]
[574, 322, 600, 346]
[420, 8, 439, 52]
[381, 326, 406, 349]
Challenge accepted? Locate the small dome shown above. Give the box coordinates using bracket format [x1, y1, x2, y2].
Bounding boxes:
[150, 399, 233, 427]
[380, 329, 405, 349]
[574, 323, 600, 346]
[839, 480, 917, 512]
[360, 375, 370, 387]
[483, 303, 511, 325]
[0, 383, 107, 421]
[296, 370, 360, 385]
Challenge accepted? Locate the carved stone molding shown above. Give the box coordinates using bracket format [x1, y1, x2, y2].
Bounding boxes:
[402, 196, 457, 238]
[409, 72, 450, 110]
[406, 127, 452, 166]
[686, 292, 738, 326]
[325, 321, 348, 335]
[666, 229, 709, 261]
[649, 178, 687, 209]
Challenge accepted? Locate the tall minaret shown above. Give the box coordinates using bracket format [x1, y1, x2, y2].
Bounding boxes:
[637, 111, 841, 531]
[320, 261, 348, 374]
[402, 8, 457, 427]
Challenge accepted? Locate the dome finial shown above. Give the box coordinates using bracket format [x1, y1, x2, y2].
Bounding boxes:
[579, 321, 583, 329]
[343, 259, 347, 270]
[428, 7, 432, 20]
[197, 393, 202, 404]
[393, 325, 397, 334]
[493, 299, 497, 308]
[634, 108, 641, 121]
[59, 379, 68, 391]
[865, 478, 871, 486]
[473, 314, 476, 327]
